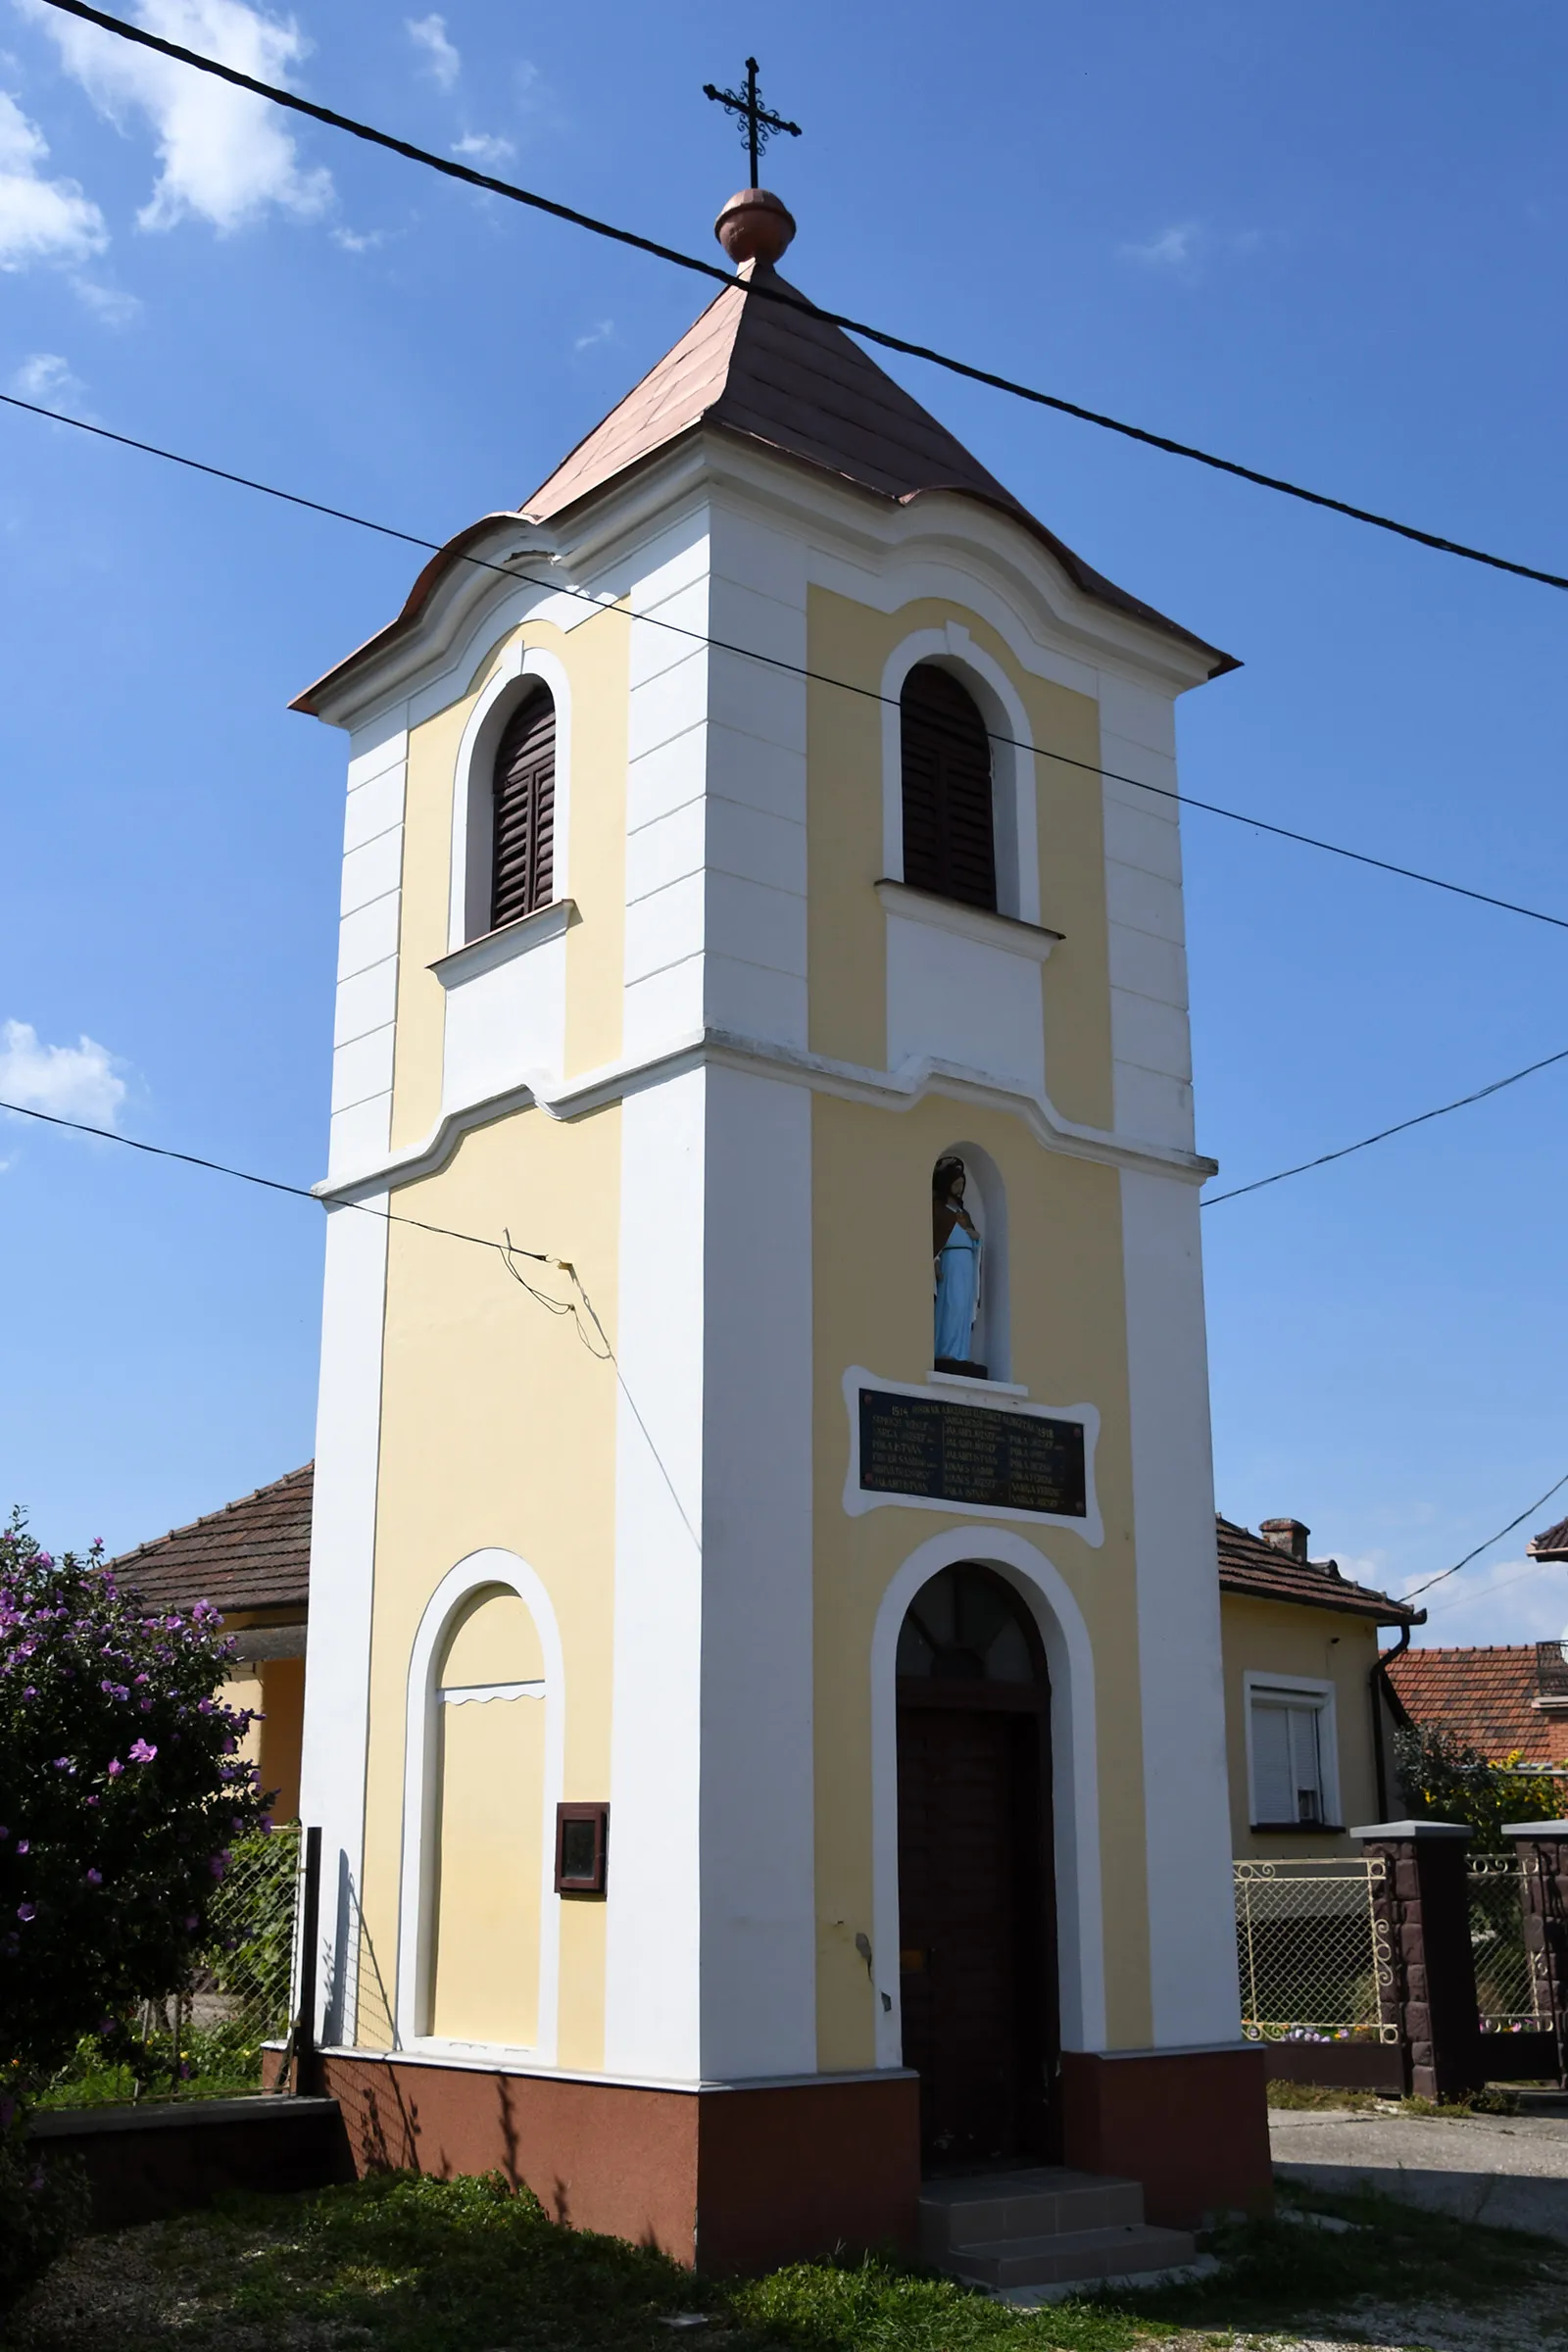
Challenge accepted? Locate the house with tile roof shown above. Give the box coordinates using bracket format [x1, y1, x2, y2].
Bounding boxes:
[1215, 1513, 1421, 1855]
[108, 1463, 312, 1819]
[1385, 1642, 1568, 1770]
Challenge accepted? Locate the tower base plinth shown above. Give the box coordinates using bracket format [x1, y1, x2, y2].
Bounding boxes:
[1060, 2044, 1273, 2226]
[308, 2052, 922, 2273]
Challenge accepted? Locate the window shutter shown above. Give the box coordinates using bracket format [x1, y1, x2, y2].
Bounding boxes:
[490, 688, 556, 931]
[1251, 1693, 1326, 1824]
[899, 664, 997, 911]
[1250, 1700, 1295, 1824]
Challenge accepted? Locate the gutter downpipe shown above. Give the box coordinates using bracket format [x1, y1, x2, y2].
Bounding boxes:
[1371, 1621, 1414, 1818]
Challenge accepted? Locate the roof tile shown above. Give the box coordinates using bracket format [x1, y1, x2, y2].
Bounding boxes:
[109, 1464, 312, 1617]
[1386, 1642, 1568, 1767]
[1215, 1515, 1419, 1623]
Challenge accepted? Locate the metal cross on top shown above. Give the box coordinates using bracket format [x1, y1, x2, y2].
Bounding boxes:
[703, 57, 802, 190]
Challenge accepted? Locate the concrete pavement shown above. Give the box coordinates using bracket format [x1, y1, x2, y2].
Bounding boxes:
[1271, 2103, 1568, 2241]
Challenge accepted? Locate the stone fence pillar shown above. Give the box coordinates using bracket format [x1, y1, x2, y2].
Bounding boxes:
[1503, 1820, 1568, 2086]
[1351, 1820, 1482, 2102]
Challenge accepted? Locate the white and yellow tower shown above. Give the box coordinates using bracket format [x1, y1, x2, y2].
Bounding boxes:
[294, 184, 1271, 2266]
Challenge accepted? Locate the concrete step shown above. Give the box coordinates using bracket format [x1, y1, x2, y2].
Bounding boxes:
[951, 2220, 1199, 2289]
[919, 2166, 1145, 2260]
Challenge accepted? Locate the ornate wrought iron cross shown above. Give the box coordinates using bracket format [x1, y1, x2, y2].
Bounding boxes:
[702, 57, 802, 189]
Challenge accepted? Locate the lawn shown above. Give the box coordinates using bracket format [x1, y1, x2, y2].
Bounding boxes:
[12, 2169, 1568, 2352]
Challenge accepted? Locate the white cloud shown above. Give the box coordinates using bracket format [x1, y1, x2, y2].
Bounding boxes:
[1120, 221, 1198, 269]
[572, 317, 613, 353]
[1409, 1552, 1568, 1650]
[0, 88, 108, 270]
[72, 275, 143, 323]
[330, 223, 385, 253]
[0, 1019, 126, 1140]
[20, 0, 333, 233]
[7, 350, 93, 416]
[407, 12, 459, 90]
[452, 130, 513, 167]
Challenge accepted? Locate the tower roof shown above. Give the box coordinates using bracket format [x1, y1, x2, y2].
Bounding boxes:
[525, 262, 1232, 673]
[293, 244, 1234, 716]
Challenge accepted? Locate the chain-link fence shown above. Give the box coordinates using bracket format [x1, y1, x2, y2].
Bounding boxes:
[1469, 1853, 1544, 2037]
[1235, 1856, 1396, 2043]
[41, 1824, 301, 2107]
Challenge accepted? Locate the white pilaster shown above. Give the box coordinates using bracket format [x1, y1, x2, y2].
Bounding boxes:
[1120, 1165, 1241, 2044]
[297, 1194, 389, 2045]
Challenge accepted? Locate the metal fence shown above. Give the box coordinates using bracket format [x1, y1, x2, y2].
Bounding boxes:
[1235, 1856, 1396, 2043]
[43, 1824, 302, 2106]
[1469, 1853, 1545, 2037]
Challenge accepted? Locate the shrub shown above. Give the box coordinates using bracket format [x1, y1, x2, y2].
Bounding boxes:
[1396, 1723, 1565, 1852]
[0, 1507, 271, 2086]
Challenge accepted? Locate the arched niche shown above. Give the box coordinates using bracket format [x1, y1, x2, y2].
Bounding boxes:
[396, 1551, 564, 2056]
[931, 1141, 1010, 1383]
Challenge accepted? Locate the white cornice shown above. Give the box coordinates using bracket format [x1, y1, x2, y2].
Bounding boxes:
[313, 1026, 1217, 1206]
[302, 422, 1232, 734]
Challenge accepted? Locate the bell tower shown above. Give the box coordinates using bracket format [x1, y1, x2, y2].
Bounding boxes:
[294, 167, 1271, 2267]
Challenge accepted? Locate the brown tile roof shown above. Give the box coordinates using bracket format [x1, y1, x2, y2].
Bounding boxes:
[293, 260, 1235, 717]
[1530, 1515, 1568, 1561]
[1385, 1643, 1568, 1767]
[1215, 1515, 1421, 1624]
[523, 265, 1232, 677]
[109, 1463, 312, 1618]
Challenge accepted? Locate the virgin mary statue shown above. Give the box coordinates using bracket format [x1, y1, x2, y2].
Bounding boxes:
[932, 1155, 985, 1376]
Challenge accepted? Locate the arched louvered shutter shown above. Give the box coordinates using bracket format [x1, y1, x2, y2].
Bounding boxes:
[490, 688, 556, 931]
[900, 664, 997, 912]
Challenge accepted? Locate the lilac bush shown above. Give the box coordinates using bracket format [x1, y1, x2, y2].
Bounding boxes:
[0, 1508, 271, 2087]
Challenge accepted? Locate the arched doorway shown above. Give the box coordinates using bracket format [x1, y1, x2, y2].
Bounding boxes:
[896, 1563, 1057, 2169]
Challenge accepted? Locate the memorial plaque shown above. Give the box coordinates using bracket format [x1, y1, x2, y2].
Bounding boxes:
[858, 1388, 1087, 1519]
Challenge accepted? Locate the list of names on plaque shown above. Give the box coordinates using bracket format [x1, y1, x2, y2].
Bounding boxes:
[858, 1388, 1087, 1519]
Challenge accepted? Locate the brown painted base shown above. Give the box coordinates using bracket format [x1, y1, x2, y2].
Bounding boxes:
[308, 2053, 922, 2274]
[1060, 2046, 1273, 2227]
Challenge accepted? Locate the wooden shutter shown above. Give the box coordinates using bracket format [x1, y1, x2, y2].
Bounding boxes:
[900, 664, 997, 911]
[490, 688, 556, 930]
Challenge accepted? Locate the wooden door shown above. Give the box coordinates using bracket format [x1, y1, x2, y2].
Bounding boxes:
[897, 1698, 1049, 2168]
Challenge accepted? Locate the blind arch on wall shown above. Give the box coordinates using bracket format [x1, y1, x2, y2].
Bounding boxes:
[490, 685, 556, 931]
[900, 663, 997, 911]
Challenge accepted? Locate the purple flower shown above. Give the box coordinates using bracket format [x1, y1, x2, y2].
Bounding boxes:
[182, 1914, 198, 1931]
[17, 1904, 35, 1924]
[107, 1758, 122, 1779]
[16, 1840, 28, 1856]
[209, 1853, 228, 1879]
[127, 1738, 157, 1764]
[85, 1869, 102, 1886]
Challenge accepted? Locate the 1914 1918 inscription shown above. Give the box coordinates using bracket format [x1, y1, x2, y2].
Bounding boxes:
[858, 1388, 1087, 1519]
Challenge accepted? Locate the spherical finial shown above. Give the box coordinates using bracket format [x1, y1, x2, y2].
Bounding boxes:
[714, 187, 796, 267]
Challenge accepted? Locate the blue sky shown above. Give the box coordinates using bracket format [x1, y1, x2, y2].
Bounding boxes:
[2, 0, 1565, 1647]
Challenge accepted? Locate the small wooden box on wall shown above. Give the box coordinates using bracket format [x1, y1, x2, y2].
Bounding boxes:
[555, 1802, 609, 1895]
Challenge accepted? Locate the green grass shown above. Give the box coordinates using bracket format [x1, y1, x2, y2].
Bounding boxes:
[14, 2168, 1566, 2352]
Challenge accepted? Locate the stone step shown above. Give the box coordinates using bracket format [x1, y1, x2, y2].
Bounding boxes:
[951, 2220, 1199, 2290]
[919, 2166, 1145, 2259]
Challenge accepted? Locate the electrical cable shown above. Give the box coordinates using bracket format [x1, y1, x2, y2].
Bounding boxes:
[6, 386, 1568, 942]
[1423, 1552, 1561, 1621]
[1201, 1044, 1568, 1207]
[1401, 1469, 1568, 1604]
[30, 0, 1568, 598]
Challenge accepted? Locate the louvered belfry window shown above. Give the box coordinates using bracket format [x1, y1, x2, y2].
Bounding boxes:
[899, 664, 997, 912]
[489, 687, 556, 931]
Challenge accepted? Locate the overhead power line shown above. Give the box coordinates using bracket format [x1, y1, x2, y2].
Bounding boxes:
[32, 0, 1568, 598]
[1401, 1469, 1568, 1605]
[6, 386, 1568, 944]
[1202, 1044, 1568, 1207]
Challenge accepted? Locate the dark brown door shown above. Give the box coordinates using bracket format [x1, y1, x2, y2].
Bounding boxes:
[898, 1697, 1050, 2168]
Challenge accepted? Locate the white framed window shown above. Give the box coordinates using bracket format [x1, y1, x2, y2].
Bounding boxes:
[1244, 1673, 1340, 1828]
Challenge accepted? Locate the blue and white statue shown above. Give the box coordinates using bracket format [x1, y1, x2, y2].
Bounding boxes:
[932, 1154, 984, 1373]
